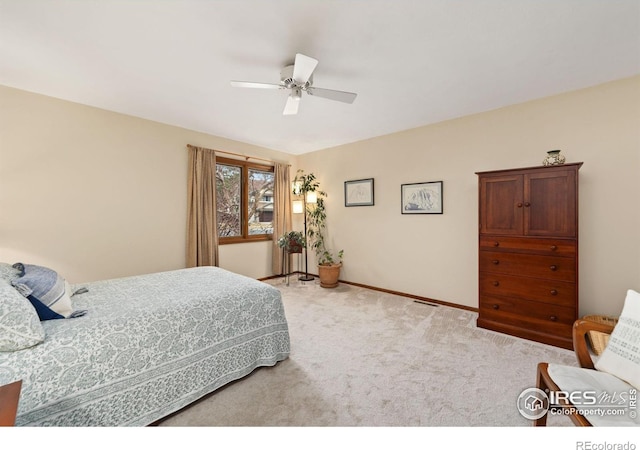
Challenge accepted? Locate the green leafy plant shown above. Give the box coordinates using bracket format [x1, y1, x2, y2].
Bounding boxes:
[292, 169, 344, 266]
[318, 249, 344, 266]
[277, 230, 306, 251]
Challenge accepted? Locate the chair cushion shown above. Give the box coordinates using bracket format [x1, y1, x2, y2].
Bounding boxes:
[595, 289, 640, 390]
[548, 364, 639, 426]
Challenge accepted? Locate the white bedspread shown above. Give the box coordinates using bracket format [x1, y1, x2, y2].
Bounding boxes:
[0, 266, 290, 426]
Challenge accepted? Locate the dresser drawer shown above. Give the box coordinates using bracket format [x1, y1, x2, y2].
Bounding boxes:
[479, 273, 576, 307]
[480, 236, 576, 256]
[479, 295, 576, 326]
[478, 308, 573, 342]
[479, 251, 576, 282]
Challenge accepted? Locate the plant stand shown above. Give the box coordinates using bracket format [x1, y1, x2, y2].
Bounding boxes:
[281, 248, 302, 286]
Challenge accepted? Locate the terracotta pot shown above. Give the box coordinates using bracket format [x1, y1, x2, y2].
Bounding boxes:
[318, 263, 342, 288]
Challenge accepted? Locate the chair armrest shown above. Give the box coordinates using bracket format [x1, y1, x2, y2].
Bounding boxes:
[573, 319, 616, 369]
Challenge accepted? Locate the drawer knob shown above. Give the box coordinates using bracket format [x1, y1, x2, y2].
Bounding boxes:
[550, 289, 558, 296]
[550, 245, 557, 251]
[517, 202, 523, 208]
[493, 241, 500, 247]
[492, 304, 500, 310]
[492, 260, 499, 265]
[550, 315, 558, 322]
[524, 202, 531, 207]
[549, 265, 558, 271]
[493, 281, 500, 287]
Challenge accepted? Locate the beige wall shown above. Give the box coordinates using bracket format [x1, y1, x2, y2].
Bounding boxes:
[2, 77, 638, 317]
[298, 76, 640, 317]
[0, 85, 295, 283]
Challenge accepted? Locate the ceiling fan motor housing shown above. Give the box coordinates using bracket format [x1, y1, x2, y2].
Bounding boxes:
[280, 65, 312, 89]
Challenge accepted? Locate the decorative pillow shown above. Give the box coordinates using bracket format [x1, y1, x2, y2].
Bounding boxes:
[0, 279, 45, 351]
[595, 289, 640, 390]
[11, 263, 74, 318]
[0, 263, 20, 283]
[26, 295, 64, 321]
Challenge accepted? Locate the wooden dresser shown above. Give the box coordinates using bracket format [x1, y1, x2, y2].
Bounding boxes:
[476, 162, 582, 349]
[0, 380, 22, 426]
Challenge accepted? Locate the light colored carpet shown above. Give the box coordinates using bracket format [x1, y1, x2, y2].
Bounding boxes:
[158, 278, 576, 426]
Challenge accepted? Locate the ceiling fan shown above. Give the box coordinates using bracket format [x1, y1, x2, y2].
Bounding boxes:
[230, 53, 357, 115]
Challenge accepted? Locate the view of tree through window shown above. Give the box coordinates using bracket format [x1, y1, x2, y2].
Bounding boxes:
[248, 168, 274, 235]
[215, 157, 274, 242]
[216, 163, 242, 237]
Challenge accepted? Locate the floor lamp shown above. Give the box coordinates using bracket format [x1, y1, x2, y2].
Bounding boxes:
[293, 193, 315, 282]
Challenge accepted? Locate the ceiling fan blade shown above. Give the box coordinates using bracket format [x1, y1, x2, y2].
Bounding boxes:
[292, 53, 318, 85]
[306, 87, 357, 104]
[283, 89, 302, 115]
[230, 81, 283, 89]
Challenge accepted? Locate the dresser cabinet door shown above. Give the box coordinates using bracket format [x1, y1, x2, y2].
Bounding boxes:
[479, 174, 523, 235]
[524, 169, 577, 237]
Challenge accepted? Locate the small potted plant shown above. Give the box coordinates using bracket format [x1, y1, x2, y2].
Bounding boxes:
[277, 230, 305, 253]
[317, 249, 344, 288]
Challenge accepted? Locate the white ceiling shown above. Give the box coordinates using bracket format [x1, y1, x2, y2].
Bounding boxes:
[1, 1, 639, 155]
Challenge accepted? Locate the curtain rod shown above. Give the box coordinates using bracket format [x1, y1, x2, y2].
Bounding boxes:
[187, 144, 277, 165]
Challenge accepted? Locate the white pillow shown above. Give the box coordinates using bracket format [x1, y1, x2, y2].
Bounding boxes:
[595, 289, 640, 390]
[0, 279, 45, 351]
[0, 263, 20, 283]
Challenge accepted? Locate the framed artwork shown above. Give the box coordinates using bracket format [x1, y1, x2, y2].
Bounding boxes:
[401, 181, 443, 214]
[344, 178, 374, 207]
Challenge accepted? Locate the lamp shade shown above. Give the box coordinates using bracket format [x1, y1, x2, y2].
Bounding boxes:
[306, 191, 317, 204]
[292, 200, 304, 214]
[292, 181, 302, 196]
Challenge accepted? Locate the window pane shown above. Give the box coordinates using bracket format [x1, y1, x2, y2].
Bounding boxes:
[248, 168, 274, 236]
[216, 164, 241, 237]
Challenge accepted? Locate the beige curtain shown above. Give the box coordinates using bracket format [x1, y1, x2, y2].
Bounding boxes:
[186, 146, 219, 267]
[271, 163, 292, 275]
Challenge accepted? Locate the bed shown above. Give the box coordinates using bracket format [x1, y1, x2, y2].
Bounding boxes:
[0, 264, 290, 426]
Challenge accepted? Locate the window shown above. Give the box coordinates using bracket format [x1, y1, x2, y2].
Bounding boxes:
[215, 157, 274, 243]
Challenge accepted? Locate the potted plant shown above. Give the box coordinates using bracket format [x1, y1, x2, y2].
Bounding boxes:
[277, 230, 305, 253]
[317, 249, 344, 288]
[293, 170, 344, 288]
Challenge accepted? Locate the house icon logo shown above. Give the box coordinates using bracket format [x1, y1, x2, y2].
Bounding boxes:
[517, 388, 550, 420]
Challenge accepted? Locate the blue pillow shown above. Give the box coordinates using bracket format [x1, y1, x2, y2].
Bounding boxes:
[27, 295, 64, 321]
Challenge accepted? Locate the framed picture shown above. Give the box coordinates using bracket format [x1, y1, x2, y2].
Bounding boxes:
[344, 178, 374, 207]
[401, 181, 443, 214]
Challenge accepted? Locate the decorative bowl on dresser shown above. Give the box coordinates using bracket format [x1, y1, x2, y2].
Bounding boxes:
[476, 162, 582, 350]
